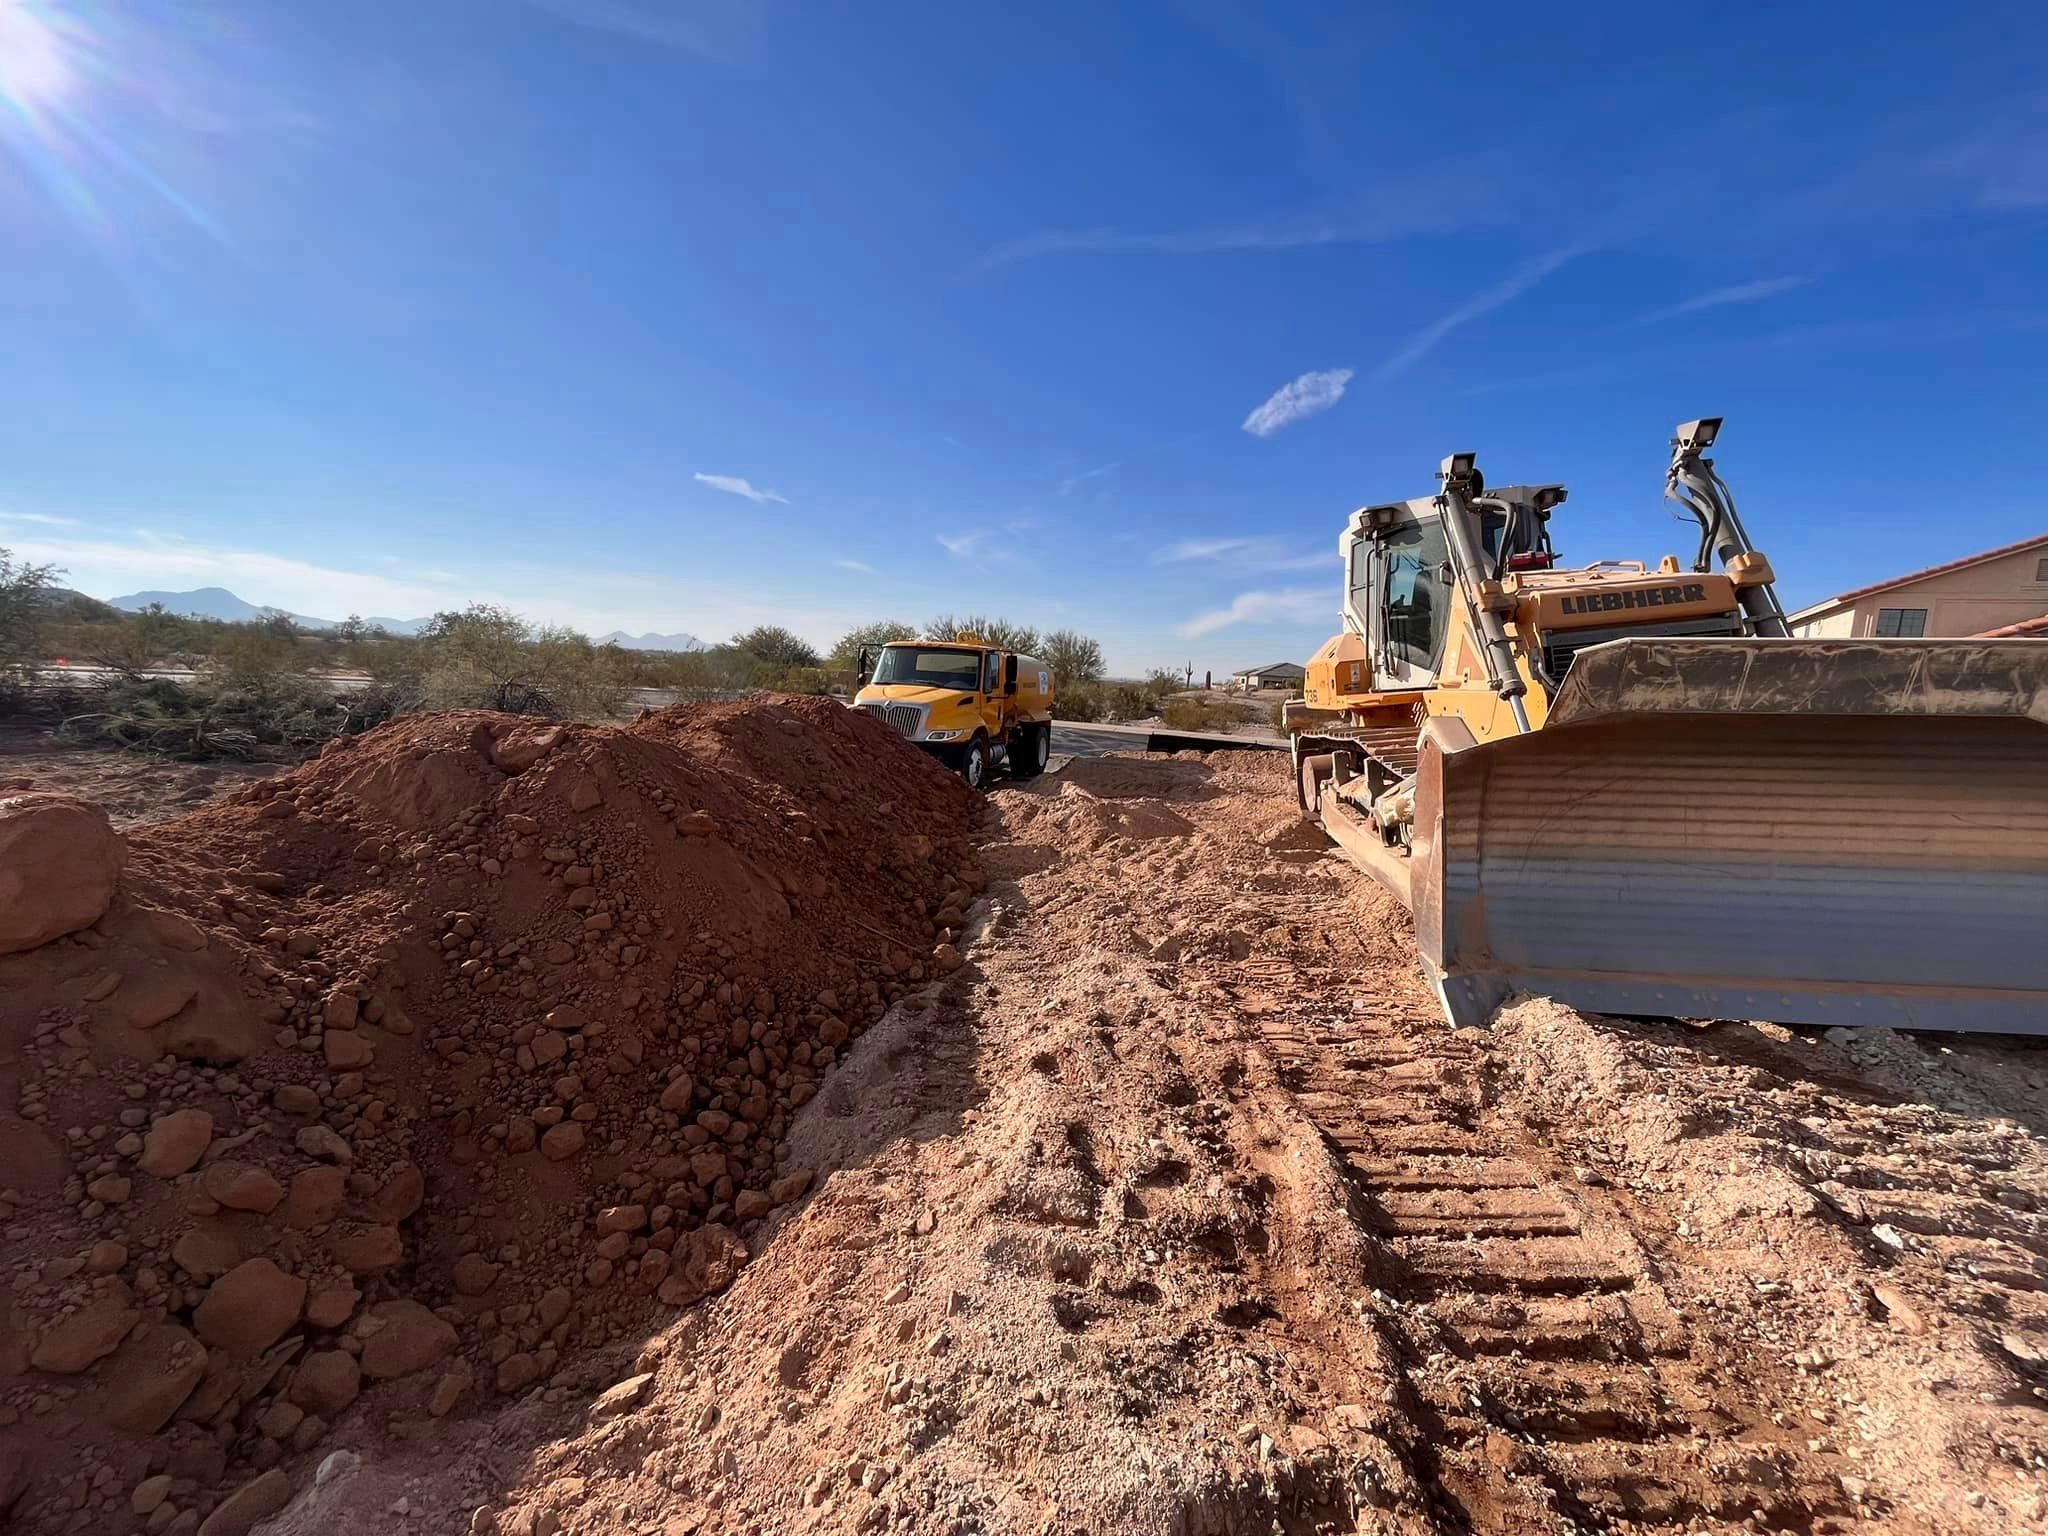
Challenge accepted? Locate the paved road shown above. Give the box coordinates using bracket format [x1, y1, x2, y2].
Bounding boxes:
[1051, 722, 1284, 760]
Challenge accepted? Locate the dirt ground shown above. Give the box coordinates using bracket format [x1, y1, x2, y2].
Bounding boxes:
[6, 733, 2046, 1534]
[0, 726, 279, 828]
[249, 748, 2047, 1536]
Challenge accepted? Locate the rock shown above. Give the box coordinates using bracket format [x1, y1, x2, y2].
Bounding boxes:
[429, 1364, 472, 1417]
[505, 1117, 537, 1153]
[588, 1372, 653, 1421]
[531, 1030, 568, 1067]
[88, 1239, 129, 1273]
[544, 1004, 586, 1033]
[132, 1474, 174, 1515]
[203, 1162, 285, 1214]
[316, 1449, 360, 1488]
[495, 1352, 542, 1394]
[933, 943, 963, 972]
[658, 1076, 695, 1114]
[323, 1031, 373, 1070]
[289, 1350, 361, 1416]
[125, 972, 201, 1030]
[360, 1300, 457, 1379]
[296, 1125, 353, 1165]
[733, 1189, 771, 1222]
[273, 1084, 320, 1116]
[304, 1283, 359, 1329]
[535, 1288, 573, 1330]
[1871, 1283, 1928, 1336]
[142, 905, 209, 950]
[452, 1254, 500, 1296]
[106, 1323, 209, 1433]
[369, 1161, 424, 1223]
[540, 1123, 585, 1161]
[87, 1173, 133, 1204]
[140, 1109, 215, 1178]
[595, 1204, 646, 1234]
[323, 990, 360, 1030]
[769, 1169, 815, 1206]
[0, 794, 126, 953]
[172, 1225, 243, 1281]
[568, 777, 603, 813]
[196, 1468, 290, 1536]
[31, 1297, 139, 1373]
[328, 1223, 403, 1272]
[285, 1166, 348, 1230]
[193, 1259, 306, 1357]
[656, 1224, 747, 1308]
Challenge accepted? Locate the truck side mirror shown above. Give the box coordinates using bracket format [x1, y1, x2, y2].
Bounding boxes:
[1004, 655, 1019, 695]
[856, 647, 873, 687]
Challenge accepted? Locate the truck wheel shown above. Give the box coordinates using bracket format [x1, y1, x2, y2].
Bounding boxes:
[1010, 723, 1050, 780]
[960, 735, 991, 791]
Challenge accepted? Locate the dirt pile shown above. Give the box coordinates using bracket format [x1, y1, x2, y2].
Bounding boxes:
[0, 696, 978, 1534]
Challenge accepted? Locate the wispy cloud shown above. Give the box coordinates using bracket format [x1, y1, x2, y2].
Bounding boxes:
[1155, 537, 1255, 564]
[516, 0, 762, 60]
[0, 511, 80, 527]
[1242, 368, 1353, 438]
[1373, 245, 1588, 383]
[833, 558, 874, 574]
[693, 472, 788, 506]
[1056, 461, 1120, 496]
[981, 177, 1493, 268]
[937, 531, 988, 558]
[1633, 275, 1813, 326]
[1179, 587, 1330, 639]
[1155, 537, 1326, 573]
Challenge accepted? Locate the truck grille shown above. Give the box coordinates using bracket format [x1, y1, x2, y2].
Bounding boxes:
[858, 702, 927, 739]
[1540, 615, 1742, 684]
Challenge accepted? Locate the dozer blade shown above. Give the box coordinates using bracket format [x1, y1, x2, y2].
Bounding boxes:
[1407, 638, 2048, 1033]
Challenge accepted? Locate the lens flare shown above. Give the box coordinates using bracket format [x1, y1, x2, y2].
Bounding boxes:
[0, 0, 231, 253]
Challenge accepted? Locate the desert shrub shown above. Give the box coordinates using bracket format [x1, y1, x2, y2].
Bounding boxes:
[1055, 681, 1104, 722]
[731, 626, 821, 670]
[1160, 697, 1234, 732]
[0, 549, 56, 668]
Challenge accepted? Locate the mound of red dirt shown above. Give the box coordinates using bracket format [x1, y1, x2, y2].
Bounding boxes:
[0, 696, 979, 1534]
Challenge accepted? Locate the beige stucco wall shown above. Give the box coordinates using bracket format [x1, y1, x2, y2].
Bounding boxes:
[1792, 541, 2048, 637]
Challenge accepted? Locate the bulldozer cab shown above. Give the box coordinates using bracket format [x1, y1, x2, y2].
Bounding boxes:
[1344, 491, 1555, 693]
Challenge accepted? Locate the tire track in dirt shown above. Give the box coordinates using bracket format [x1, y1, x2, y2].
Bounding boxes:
[1219, 943, 1861, 1534]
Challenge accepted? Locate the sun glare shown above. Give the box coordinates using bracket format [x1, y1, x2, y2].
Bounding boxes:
[0, 0, 79, 125]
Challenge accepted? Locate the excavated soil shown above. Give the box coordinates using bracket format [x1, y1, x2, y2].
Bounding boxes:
[5, 731, 2046, 1535]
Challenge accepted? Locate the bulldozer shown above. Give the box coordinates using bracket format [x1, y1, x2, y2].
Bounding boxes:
[1285, 418, 2048, 1034]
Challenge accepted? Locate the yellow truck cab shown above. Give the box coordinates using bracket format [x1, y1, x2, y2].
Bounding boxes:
[853, 635, 1055, 789]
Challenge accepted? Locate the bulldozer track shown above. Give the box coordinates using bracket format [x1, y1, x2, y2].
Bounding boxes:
[1233, 953, 1849, 1535]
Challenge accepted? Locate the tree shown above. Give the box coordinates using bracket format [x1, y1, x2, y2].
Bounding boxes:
[1041, 629, 1104, 685]
[731, 625, 820, 669]
[829, 619, 917, 671]
[924, 614, 1041, 654]
[0, 549, 58, 665]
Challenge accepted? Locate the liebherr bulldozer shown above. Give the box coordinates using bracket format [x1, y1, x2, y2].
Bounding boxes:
[1286, 418, 2048, 1034]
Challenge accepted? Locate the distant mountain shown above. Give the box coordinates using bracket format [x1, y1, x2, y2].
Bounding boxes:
[597, 630, 707, 652]
[102, 587, 697, 647]
[108, 587, 427, 636]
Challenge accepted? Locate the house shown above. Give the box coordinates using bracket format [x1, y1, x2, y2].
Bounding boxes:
[1788, 531, 2048, 639]
[1228, 661, 1306, 691]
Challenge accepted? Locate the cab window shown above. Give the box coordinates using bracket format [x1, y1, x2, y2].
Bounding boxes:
[1382, 520, 1450, 671]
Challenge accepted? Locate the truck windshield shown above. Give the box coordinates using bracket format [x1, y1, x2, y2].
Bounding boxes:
[872, 646, 983, 690]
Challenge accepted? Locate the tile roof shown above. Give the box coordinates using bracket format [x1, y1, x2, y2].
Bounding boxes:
[1975, 613, 2048, 638]
[1817, 530, 2048, 607]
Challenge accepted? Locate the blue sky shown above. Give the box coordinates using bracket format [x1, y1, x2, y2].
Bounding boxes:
[0, 0, 2043, 672]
